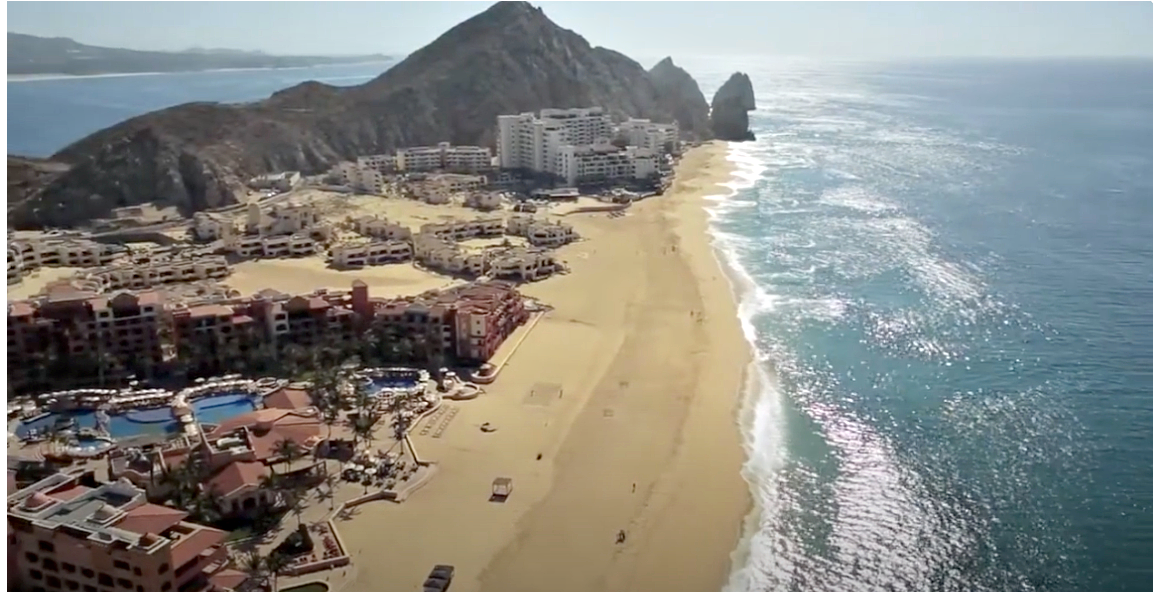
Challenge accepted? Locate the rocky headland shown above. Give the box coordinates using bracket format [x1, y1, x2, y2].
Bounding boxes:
[709, 72, 757, 142]
[8, 1, 751, 229]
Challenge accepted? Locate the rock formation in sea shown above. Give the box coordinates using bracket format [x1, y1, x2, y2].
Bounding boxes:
[8, 1, 731, 228]
[709, 72, 757, 142]
[647, 57, 711, 139]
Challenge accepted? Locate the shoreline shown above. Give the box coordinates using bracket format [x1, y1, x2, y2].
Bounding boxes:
[326, 142, 753, 592]
[6, 60, 395, 83]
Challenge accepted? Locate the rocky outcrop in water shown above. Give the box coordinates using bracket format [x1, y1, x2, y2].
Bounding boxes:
[709, 72, 757, 142]
[648, 57, 710, 138]
[9, 2, 726, 229]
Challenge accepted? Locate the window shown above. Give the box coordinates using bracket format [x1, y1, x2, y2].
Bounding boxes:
[117, 578, 133, 589]
[30, 569, 43, 581]
[81, 568, 95, 579]
[83, 586, 96, 592]
[158, 563, 169, 575]
[46, 576, 61, 589]
[136, 587, 144, 592]
[65, 580, 79, 590]
[42, 558, 57, 571]
[62, 562, 76, 573]
[113, 560, 130, 571]
[97, 573, 113, 587]
[37, 540, 54, 552]
[133, 567, 142, 576]
[25, 552, 38, 563]
[160, 581, 172, 591]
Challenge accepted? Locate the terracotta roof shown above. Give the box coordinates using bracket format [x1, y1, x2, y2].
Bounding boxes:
[208, 568, 248, 591]
[184, 304, 233, 318]
[263, 388, 312, 411]
[136, 291, 163, 306]
[46, 484, 92, 502]
[205, 461, 267, 498]
[207, 408, 321, 462]
[113, 503, 188, 535]
[8, 302, 34, 318]
[170, 526, 227, 569]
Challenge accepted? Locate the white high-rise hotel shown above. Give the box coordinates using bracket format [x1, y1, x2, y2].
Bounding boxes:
[497, 107, 668, 185]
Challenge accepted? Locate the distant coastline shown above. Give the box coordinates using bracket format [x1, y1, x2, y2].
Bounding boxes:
[7, 31, 392, 81]
[7, 60, 396, 83]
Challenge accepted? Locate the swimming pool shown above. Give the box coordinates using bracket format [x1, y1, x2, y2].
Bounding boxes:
[71, 437, 114, 456]
[367, 378, 421, 394]
[16, 392, 261, 440]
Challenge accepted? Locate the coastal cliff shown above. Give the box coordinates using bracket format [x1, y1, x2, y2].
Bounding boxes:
[648, 57, 711, 138]
[709, 72, 757, 142]
[9, 1, 717, 229]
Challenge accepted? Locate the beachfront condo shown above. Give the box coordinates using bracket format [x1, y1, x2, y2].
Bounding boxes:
[7, 471, 242, 592]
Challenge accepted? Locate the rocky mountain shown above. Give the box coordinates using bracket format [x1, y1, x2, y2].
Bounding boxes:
[7, 156, 68, 215]
[648, 57, 710, 138]
[7, 32, 389, 76]
[709, 72, 757, 142]
[8, 2, 721, 229]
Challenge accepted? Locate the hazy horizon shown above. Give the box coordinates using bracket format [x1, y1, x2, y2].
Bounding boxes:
[7, 1, 1153, 61]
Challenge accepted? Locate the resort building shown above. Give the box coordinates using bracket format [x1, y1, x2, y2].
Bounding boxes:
[413, 234, 488, 278]
[497, 107, 614, 173]
[8, 279, 533, 390]
[248, 171, 301, 192]
[488, 247, 561, 282]
[192, 213, 236, 243]
[8, 288, 167, 391]
[496, 107, 669, 186]
[330, 240, 413, 268]
[356, 154, 395, 173]
[8, 239, 126, 272]
[7, 472, 239, 592]
[346, 215, 412, 241]
[507, 215, 579, 248]
[230, 233, 317, 259]
[79, 256, 231, 292]
[617, 118, 679, 153]
[198, 407, 323, 518]
[368, 280, 529, 363]
[463, 192, 503, 211]
[245, 202, 322, 237]
[9, 246, 24, 284]
[396, 142, 492, 173]
[419, 217, 505, 242]
[555, 144, 657, 186]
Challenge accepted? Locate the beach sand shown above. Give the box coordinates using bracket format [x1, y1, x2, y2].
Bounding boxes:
[334, 142, 751, 591]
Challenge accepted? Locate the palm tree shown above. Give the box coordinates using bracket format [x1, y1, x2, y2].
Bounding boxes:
[264, 551, 290, 593]
[273, 438, 303, 476]
[286, 484, 309, 526]
[348, 412, 378, 452]
[258, 472, 282, 509]
[238, 551, 268, 591]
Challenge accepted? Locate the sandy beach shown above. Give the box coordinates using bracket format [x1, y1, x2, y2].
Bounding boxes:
[330, 142, 752, 591]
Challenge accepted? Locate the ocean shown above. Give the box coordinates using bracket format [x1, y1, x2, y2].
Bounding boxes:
[8, 57, 1152, 591]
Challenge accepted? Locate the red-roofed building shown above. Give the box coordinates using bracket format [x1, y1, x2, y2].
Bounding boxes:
[9, 279, 529, 391]
[194, 408, 323, 518]
[7, 472, 238, 592]
[262, 388, 313, 410]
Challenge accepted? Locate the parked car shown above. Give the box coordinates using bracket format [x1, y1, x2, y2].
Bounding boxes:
[422, 565, 455, 592]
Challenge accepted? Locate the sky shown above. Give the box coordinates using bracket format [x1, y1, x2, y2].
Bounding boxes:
[6, 1, 1153, 61]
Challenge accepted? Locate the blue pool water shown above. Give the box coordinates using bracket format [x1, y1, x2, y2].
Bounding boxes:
[367, 378, 420, 394]
[17, 392, 261, 440]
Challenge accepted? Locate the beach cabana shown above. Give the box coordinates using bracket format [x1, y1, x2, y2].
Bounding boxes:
[491, 477, 513, 501]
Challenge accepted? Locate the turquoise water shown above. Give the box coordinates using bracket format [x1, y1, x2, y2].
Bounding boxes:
[682, 58, 1152, 591]
[16, 392, 260, 439]
[367, 378, 420, 394]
